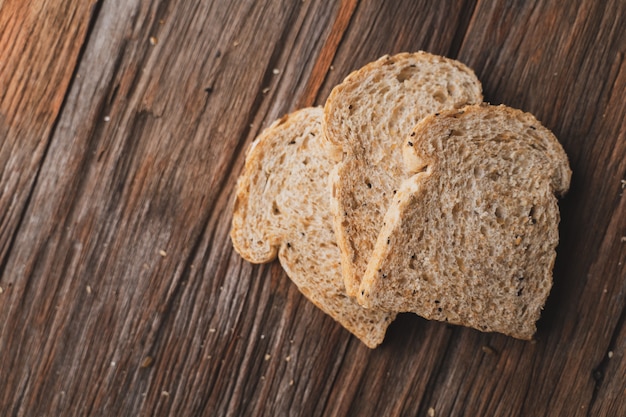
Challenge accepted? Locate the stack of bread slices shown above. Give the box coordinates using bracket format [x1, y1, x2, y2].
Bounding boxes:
[230, 52, 571, 348]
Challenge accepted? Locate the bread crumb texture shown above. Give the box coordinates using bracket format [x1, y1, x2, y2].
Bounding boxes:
[323, 51, 483, 297]
[359, 104, 571, 340]
[231, 52, 572, 345]
[230, 107, 394, 348]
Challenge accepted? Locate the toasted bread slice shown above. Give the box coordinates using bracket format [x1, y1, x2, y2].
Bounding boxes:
[324, 52, 483, 296]
[358, 104, 572, 339]
[231, 107, 395, 348]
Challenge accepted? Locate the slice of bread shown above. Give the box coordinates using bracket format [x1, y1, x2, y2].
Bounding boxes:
[323, 52, 483, 297]
[358, 104, 572, 339]
[231, 107, 395, 348]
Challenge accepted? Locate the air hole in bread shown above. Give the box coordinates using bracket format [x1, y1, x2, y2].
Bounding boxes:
[302, 157, 309, 165]
[446, 82, 458, 97]
[494, 206, 504, 219]
[415, 164, 429, 174]
[494, 132, 514, 143]
[528, 205, 537, 224]
[396, 66, 416, 83]
[456, 256, 466, 272]
[433, 90, 446, 103]
[452, 203, 461, 216]
[272, 201, 280, 215]
[473, 166, 484, 178]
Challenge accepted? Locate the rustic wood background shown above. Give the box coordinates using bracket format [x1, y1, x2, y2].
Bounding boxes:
[1, 0, 624, 415]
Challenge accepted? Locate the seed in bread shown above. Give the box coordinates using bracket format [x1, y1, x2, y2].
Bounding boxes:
[231, 107, 395, 348]
[323, 51, 483, 297]
[358, 104, 572, 340]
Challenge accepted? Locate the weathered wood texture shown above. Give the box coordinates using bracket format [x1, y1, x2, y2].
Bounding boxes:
[0, 0, 624, 416]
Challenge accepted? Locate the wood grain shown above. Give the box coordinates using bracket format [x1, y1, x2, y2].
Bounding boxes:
[0, 0, 624, 416]
[0, 0, 94, 271]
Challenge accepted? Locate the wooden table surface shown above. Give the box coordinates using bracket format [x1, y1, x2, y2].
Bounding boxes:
[1, 1, 625, 416]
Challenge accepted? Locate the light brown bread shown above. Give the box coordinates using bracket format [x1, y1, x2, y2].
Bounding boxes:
[358, 104, 572, 339]
[231, 107, 395, 348]
[324, 52, 483, 297]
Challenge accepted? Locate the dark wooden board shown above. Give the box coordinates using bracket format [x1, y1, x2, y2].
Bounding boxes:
[0, 0, 624, 416]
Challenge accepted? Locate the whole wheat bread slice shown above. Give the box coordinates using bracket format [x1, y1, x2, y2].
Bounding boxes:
[358, 104, 572, 339]
[323, 52, 483, 297]
[231, 107, 395, 348]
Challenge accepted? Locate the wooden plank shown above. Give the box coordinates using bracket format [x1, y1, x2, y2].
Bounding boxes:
[0, 0, 342, 415]
[318, 0, 478, 101]
[0, 0, 624, 416]
[0, 0, 94, 267]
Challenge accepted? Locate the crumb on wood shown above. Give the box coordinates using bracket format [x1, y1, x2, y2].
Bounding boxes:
[285, 355, 291, 362]
[620, 236, 626, 242]
[149, 36, 158, 45]
[608, 351, 614, 358]
[104, 116, 110, 122]
[159, 249, 167, 257]
[428, 407, 435, 416]
[141, 356, 154, 368]
[209, 328, 216, 333]
[620, 179, 626, 189]
[264, 354, 271, 361]
[481, 345, 497, 355]
[272, 68, 280, 75]
[86, 285, 92, 294]
[233, 40, 240, 47]
[161, 391, 169, 397]
[0, 286, 3, 294]
[262, 87, 270, 94]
